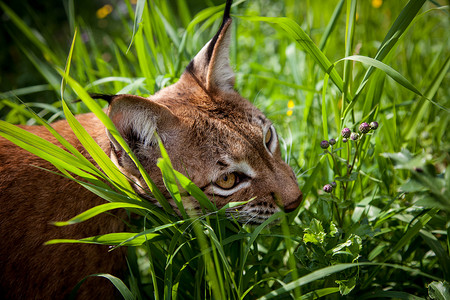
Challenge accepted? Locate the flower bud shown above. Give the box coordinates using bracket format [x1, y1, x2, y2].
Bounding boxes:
[329, 138, 336, 145]
[370, 121, 379, 130]
[323, 184, 333, 193]
[359, 122, 370, 134]
[342, 128, 351, 138]
[350, 132, 359, 141]
[320, 140, 329, 149]
[331, 181, 337, 188]
[342, 138, 348, 143]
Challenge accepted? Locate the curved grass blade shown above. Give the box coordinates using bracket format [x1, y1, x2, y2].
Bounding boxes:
[339, 55, 449, 113]
[45, 232, 160, 246]
[343, 0, 427, 117]
[318, 0, 345, 51]
[70, 273, 136, 300]
[258, 262, 441, 299]
[238, 211, 283, 293]
[361, 0, 426, 84]
[0, 84, 52, 99]
[403, 56, 450, 139]
[59, 28, 169, 209]
[60, 72, 170, 210]
[360, 290, 426, 300]
[340, 55, 421, 94]
[0, 120, 107, 185]
[362, 208, 440, 288]
[157, 138, 188, 218]
[112, 220, 188, 249]
[84, 76, 134, 90]
[236, 15, 345, 96]
[126, 0, 146, 53]
[185, 0, 246, 33]
[174, 169, 216, 212]
[53, 202, 150, 226]
[300, 287, 340, 299]
[61, 98, 135, 193]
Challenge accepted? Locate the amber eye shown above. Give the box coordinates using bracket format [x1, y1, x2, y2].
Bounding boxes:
[265, 128, 272, 148]
[215, 173, 237, 190]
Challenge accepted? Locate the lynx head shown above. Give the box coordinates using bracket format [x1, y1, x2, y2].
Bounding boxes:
[103, 0, 302, 223]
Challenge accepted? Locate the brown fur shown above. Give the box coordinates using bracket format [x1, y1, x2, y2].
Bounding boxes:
[0, 116, 126, 299]
[0, 2, 301, 298]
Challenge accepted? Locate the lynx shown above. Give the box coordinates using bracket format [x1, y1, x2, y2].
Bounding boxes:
[0, 0, 302, 298]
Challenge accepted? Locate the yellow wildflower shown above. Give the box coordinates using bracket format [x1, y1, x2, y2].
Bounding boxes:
[372, 0, 382, 8]
[287, 110, 293, 117]
[288, 100, 295, 109]
[96, 4, 113, 19]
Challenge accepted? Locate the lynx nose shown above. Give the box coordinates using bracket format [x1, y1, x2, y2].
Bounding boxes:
[283, 191, 303, 213]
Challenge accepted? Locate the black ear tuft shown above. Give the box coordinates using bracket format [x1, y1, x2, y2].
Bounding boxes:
[206, 0, 233, 62]
[223, 0, 232, 22]
[89, 93, 118, 104]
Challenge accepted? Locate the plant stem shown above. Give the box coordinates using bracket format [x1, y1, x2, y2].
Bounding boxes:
[349, 140, 360, 174]
[327, 150, 342, 177]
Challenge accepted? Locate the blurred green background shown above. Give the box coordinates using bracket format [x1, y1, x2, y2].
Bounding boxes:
[3, 0, 446, 107]
[0, 0, 224, 105]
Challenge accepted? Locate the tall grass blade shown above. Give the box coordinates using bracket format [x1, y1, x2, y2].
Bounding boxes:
[237, 15, 346, 96]
[318, 0, 345, 51]
[46, 232, 160, 246]
[0, 120, 106, 185]
[61, 71, 170, 209]
[403, 56, 450, 139]
[362, 0, 426, 82]
[53, 202, 149, 226]
[127, 0, 146, 53]
[259, 262, 441, 299]
[157, 139, 188, 218]
[343, 0, 427, 117]
[342, 0, 357, 104]
[70, 273, 136, 300]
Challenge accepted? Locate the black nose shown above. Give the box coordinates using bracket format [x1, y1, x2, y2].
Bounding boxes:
[283, 192, 303, 213]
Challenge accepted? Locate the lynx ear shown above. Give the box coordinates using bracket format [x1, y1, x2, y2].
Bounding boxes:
[186, 0, 234, 92]
[105, 94, 178, 154]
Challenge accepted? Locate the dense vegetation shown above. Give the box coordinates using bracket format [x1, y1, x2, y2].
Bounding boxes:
[1, 0, 449, 298]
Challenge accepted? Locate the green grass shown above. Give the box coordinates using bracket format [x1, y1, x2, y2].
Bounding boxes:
[1, 0, 449, 298]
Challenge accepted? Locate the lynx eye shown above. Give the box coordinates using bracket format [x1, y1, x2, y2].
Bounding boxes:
[264, 125, 277, 154]
[265, 128, 272, 148]
[215, 173, 237, 190]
